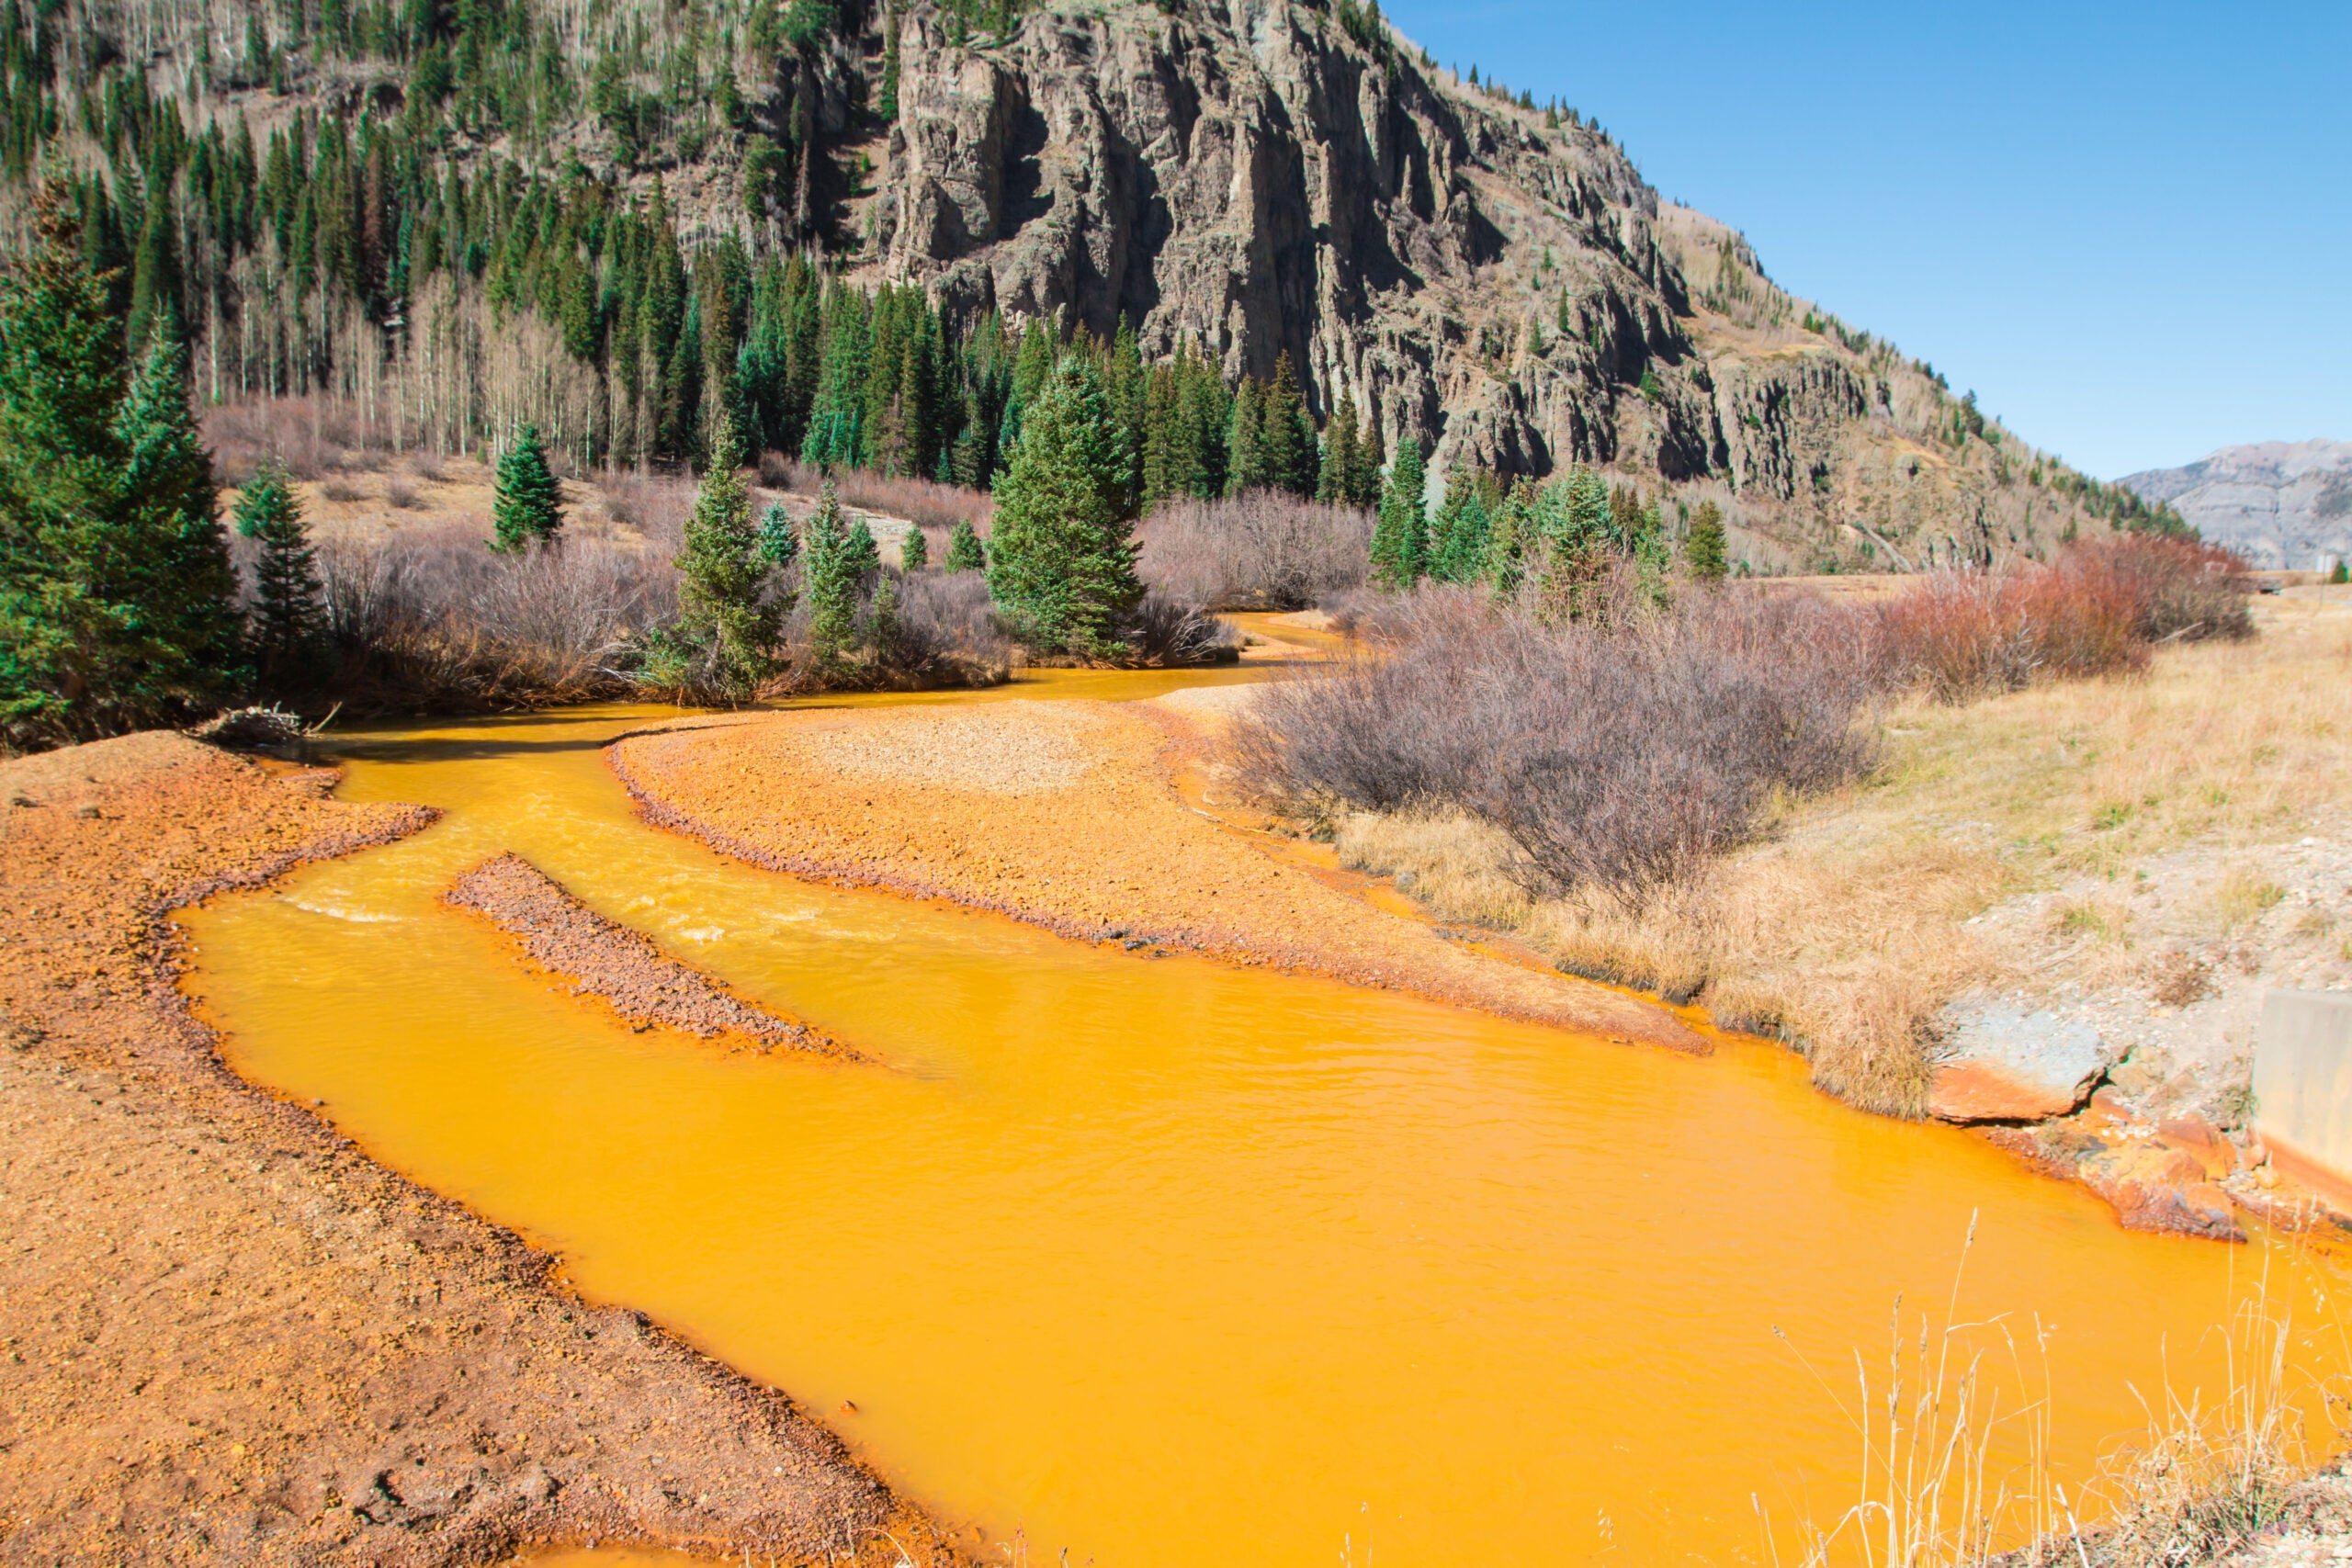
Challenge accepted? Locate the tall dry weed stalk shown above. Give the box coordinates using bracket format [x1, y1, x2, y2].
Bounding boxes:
[1761, 1221, 2350, 1568]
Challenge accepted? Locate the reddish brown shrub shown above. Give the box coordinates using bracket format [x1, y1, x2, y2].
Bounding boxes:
[1872, 536, 2251, 702]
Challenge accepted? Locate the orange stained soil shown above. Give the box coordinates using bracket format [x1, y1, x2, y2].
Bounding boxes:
[177, 679, 2346, 1568]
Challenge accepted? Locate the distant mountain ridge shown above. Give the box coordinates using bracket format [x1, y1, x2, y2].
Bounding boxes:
[2120, 440, 2352, 570]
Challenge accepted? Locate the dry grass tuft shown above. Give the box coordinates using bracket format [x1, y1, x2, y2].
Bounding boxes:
[1765, 1227, 2350, 1568]
[1333, 809, 1535, 930]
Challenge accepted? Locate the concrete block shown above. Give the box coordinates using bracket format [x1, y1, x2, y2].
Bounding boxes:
[2253, 989, 2352, 1207]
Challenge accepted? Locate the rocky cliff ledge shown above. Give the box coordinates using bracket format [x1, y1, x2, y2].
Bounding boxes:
[847, 0, 2149, 569]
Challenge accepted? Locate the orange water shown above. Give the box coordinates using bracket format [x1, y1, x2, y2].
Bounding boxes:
[178, 670, 2334, 1568]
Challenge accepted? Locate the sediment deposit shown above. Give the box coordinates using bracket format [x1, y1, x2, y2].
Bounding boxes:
[610, 700, 1705, 1052]
[0, 732, 950, 1566]
[447, 852, 842, 1055]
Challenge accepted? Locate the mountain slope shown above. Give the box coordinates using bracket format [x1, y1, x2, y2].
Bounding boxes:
[858, 0, 2179, 568]
[2120, 440, 2352, 570]
[0, 0, 2184, 570]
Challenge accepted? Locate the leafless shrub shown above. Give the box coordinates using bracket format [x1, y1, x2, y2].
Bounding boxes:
[1122, 592, 1241, 667]
[1136, 490, 1374, 610]
[761, 455, 994, 534]
[286, 524, 677, 711]
[188, 705, 311, 752]
[880, 569, 1016, 684]
[203, 395, 381, 484]
[1233, 586, 1879, 903]
[774, 568, 1014, 690]
[406, 452, 447, 484]
[387, 476, 423, 510]
[321, 478, 364, 502]
[598, 468, 696, 543]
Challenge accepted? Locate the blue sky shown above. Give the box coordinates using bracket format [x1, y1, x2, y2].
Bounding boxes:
[1381, 1, 2349, 479]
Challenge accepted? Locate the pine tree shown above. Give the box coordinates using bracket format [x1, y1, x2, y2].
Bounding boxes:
[492, 423, 564, 549]
[127, 188, 182, 350]
[1351, 410, 1385, 510]
[1425, 468, 1496, 583]
[670, 412, 778, 700]
[1684, 500, 1727, 582]
[899, 524, 929, 570]
[118, 316, 242, 698]
[1105, 317, 1147, 506]
[1, 180, 236, 749]
[1259, 353, 1318, 499]
[238, 460, 324, 685]
[1317, 397, 1359, 506]
[801, 481, 861, 666]
[987, 356, 1142, 656]
[944, 517, 986, 573]
[840, 513, 880, 580]
[1139, 361, 1177, 511]
[755, 501, 797, 570]
[865, 573, 900, 660]
[1368, 440, 1427, 590]
[1225, 376, 1265, 496]
[1179, 346, 1232, 499]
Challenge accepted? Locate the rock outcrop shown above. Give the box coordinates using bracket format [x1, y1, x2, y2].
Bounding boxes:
[848, 0, 2138, 569]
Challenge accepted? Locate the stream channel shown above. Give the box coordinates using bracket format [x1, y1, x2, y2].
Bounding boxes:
[177, 634, 2327, 1567]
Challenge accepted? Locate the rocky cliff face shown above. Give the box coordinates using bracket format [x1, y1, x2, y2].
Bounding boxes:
[850, 0, 2141, 569]
[2120, 440, 2352, 570]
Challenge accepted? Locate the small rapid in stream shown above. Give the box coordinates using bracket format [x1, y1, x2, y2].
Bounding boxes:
[177, 642, 2330, 1568]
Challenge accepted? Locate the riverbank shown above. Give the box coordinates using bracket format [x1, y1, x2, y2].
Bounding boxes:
[1298, 593, 2352, 1238]
[0, 732, 959, 1565]
[606, 699, 1705, 1053]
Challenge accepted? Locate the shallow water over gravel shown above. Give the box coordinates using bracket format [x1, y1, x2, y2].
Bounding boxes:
[178, 660, 2319, 1568]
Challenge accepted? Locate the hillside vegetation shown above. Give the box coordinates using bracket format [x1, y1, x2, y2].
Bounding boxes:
[3, 0, 2181, 554]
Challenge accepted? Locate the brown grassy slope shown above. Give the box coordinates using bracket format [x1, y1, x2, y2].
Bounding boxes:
[1329, 595, 2352, 1119]
[609, 701, 1705, 1051]
[0, 733, 958, 1567]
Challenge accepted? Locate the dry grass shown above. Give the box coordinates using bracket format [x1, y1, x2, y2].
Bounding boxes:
[1317, 598, 2352, 1114]
[756, 454, 994, 533]
[1762, 1225, 2351, 1568]
[1334, 810, 1535, 930]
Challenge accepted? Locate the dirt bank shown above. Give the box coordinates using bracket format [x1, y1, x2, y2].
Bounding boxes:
[607, 701, 1704, 1053]
[447, 853, 842, 1056]
[0, 733, 956, 1566]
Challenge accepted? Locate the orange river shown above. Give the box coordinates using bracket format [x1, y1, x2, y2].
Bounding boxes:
[175, 637, 2343, 1568]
